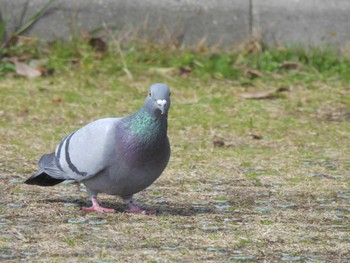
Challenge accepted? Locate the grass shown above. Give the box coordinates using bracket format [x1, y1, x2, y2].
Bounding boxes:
[0, 38, 350, 262]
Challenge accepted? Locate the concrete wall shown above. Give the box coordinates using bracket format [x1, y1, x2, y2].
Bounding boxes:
[1, 0, 350, 49]
[253, 0, 350, 48]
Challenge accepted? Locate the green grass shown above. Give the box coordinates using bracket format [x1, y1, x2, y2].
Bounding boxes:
[3, 38, 350, 83]
[0, 39, 350, 262]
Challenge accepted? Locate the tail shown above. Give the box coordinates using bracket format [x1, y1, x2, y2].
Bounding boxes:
[25, 152, 66, 186]
[24, 170, 65, 186]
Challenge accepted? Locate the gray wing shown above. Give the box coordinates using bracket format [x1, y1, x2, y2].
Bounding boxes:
[39, 152, 66, 178]
[53, 117, 121, 182]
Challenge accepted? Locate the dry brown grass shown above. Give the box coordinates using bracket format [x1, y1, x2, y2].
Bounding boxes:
[0, 58, 350, 262]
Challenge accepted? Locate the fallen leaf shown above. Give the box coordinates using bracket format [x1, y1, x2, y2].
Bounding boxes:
[179, 66, 192, 75]
[80, 28, 90, 40]
[278, 61, 302, 70]
[196, 36, 207, 52]
[213, 140, 225, 148]
[276, 86, 289, 92]
[41, 68, 55, 76]
[238, 86, 289, 100]
[27, 59, 55, 76]
[244, 68, 263, 78]
[13, 60, 41, 78]
[70, 59, 81, 67]
[3, 35, 18, 48]
[19, 109, 29, 117]
[29, 58, 48, 68]
[52, 97, 63, 105]
[149, 67, 177, 75]
[238, 89, 276, 99]
[248, 132, 263, 140]
[38, 87, 49, 92]
[89, 37, 107, 52]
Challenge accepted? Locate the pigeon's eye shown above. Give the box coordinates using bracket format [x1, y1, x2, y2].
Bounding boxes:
[148, 92, 152, 97]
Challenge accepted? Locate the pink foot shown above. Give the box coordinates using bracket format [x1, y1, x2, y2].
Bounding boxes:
[125, 199, 156, 215]
[82, 206, 115, 213]
[82, 197, 115, 213]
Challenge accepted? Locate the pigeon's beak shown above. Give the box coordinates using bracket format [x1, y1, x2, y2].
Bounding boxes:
[157, 99, 167, 114]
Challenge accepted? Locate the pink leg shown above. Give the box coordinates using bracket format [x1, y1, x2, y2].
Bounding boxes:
[82, 197, 115, 213]
[124, 198, 156, 215]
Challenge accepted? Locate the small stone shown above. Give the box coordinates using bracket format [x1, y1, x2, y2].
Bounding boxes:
[161, 246, 179, 251]
[281, 254, 302, 261]
[7, 202, 26, 208]
[310, 173, 327, 177]
[325, 163, 337, 168]
[316, 198, 335, 202]
[67, 217, 87, 224]
[201, 225, 220, 231]
[213, 198, 229, 203]
[192, 201, 210, 205]
[9, 178, 23, 183]
[0, 251, 17, 260]
[0, 253, 16, 260]
[21, 251, 38, 257]
[337, 194, 350, 199]
[303, 253, 325, 263]
[0, 220, 11, 226]
[215, 205, 232, 210]
[193, 207, 211, 212]
[277, 203, 296, 209]
[95, 242, 112, 247]
[330, 175, 345, 179]
[207, 247, 225, 252]
[231, 255, 255, 261]
[88, 220, 107, 225]
[224, 218, 240, 222]
[255, 206, 273, 212]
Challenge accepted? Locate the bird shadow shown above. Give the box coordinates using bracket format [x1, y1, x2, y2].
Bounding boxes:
[44, 198, 217, 216]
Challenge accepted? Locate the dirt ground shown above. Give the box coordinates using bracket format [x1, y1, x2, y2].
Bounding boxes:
[0, 74, 349, 262]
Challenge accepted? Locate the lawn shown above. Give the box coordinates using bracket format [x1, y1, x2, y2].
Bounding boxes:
[0, 38, 349, 262]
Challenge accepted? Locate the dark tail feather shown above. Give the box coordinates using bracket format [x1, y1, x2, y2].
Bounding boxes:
[24, 170, 65, 186]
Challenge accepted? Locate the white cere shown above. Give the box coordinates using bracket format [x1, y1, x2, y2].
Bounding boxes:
[156, 99, 167, 106]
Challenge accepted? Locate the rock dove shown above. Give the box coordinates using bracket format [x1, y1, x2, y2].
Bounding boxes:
[25, 83, 171, 214]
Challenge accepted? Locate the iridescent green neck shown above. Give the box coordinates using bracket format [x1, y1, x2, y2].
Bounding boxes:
[123, 108, 167, 141]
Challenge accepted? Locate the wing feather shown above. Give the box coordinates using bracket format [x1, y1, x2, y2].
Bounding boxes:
[55, 118, 120, 181]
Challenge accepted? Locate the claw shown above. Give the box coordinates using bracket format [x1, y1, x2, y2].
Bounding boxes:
[124, 198, 156, 215]
[82, 197, 115, 213]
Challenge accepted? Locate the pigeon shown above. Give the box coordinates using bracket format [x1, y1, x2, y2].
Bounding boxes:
[25, 83, 171, 214]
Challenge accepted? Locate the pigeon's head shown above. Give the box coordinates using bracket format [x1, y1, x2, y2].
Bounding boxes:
[145, 83, 171, 115]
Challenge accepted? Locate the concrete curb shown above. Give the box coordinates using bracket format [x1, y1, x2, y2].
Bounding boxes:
[1, 0, 350, 49]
